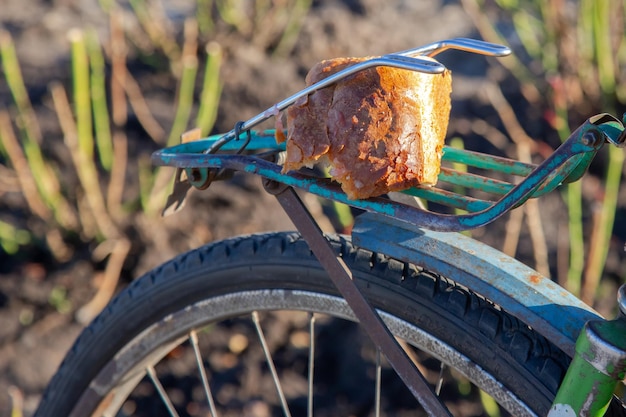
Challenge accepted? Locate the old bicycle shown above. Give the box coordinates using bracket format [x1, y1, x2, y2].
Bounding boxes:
[34, 38, 626, 417]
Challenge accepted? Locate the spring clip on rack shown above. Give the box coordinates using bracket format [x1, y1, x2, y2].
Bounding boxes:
[152, 38, 626, 415]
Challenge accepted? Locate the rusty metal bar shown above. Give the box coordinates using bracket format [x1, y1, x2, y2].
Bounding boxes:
[264, 179, 452, 417]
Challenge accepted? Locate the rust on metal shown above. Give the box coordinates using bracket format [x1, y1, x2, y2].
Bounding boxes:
[268, 183, 452, 417]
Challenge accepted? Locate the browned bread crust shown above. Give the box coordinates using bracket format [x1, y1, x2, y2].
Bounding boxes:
[282, 56, 452, 199]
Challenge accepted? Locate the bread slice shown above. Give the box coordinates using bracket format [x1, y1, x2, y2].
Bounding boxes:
[281, 56, 452, 199]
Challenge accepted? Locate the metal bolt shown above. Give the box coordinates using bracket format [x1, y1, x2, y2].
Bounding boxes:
[262, 178, 288, 195]
[188, 168, 213, 190]
[581, 131, 598, 147]
[190, 168, 202, 182]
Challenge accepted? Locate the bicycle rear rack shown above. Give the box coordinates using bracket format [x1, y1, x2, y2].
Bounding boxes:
[152, 36, 626, 231]
[151, 38, 626, 415]
[152, 113, 625, 231]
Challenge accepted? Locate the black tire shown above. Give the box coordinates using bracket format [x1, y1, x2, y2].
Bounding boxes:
[34, 232, 575, 416]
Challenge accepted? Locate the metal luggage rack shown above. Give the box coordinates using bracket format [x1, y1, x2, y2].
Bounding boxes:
[152, 38, 626, 232]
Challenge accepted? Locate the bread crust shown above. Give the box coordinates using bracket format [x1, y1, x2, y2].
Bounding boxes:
[284, 56, 451, 199]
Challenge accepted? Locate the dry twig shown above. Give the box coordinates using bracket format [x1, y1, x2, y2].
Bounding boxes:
[485, 83, 551, 277]
[106, 9, 130, 218]
[0, 110, 51, 220]
[76, 237, 131, 324]
[50, 82, 120, 240]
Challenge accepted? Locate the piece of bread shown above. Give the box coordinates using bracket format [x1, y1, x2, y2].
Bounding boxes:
[279, 56, 452, 199]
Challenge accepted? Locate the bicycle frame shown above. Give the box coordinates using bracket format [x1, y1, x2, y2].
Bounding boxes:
[153, 117, 626, 416]
[151, 38, 626, 416]
[550, 311, 626, 416]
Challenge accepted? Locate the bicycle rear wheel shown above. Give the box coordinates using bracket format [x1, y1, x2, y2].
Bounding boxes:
[35, 232, 572, 416]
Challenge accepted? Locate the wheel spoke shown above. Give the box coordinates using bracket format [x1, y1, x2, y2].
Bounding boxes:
[251, 311, 292, 417]
[189, 329, 219, 417]
[435, 362, 446, 396]
[375, 348, 382, 417]
[146, 365, 180, 417]
[307, 313, 315, 417]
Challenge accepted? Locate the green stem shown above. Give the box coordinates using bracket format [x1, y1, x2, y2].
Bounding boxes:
[166, 56, 198, 147]
[0, 30, 42, 145]
[584, 146, 624, 301]
[565, 180, 584, 296]
[272, 0, 313, 58]
[511, 9, 542, 60]
[197, 0, 215, 34]
[86, 29, 113, 171]
[70, 29, 94, 160]
[449, 137, 471, 236]
[331, 201, 354, 232]
[138, 156, 152, 212]
[216, 0, 250, 34]
[459, 0, 542, 104]
[577, 0, 595, 87]
[553, 82, 585, 296]
[67, 33, 118, 239]
[196, 42, 222, 136]
[0, 31, 75, 229]
[581, 0, 621, 300]
[128, 0, 180, 62]
[593, 0, 616, 97]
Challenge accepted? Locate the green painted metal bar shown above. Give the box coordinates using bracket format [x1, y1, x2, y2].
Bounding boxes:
[533, 153, 588, 195]
[596, 118, 625, 146]
[171, 129, 596, 202]
[441, 146, 536, 176]
[438, 167, 514, 195]
[403, 186, 492, 212]
[549, 319, 626, 417]
[155, 116, 622, 231]
[169, 131, 286, 154]
[559, 149, 599, 184]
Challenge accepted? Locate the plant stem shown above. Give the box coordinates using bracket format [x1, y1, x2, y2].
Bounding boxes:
[197, 0, 215, 34]
[272, 0, 313, 58]
[107, 9, 129, 217]
[128, 0, 180, 63]
[86, 28, 114, 171]
[70, 29, 94, 160]
[459, 0, 541, 104]
[555, 101, 585, 295]
[0, 30, 77, 230]
[196, 41, 222, 136]
[166, 20, 198, 147]
[0, 111, 51, 221]
[51, 83, 118, 240]
[146, 19, 200, 215]
[580, 0, 622, 301]
[565, 180, 584, 296]
[583, 145, 624, 304]
[593, 0, 616, 97]
[0, 30, 42, 144]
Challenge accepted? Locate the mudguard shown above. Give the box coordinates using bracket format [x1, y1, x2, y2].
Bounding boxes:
[351, 212, 601, 357]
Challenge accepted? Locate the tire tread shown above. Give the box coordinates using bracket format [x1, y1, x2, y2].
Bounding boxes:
[34, 232, 579, 416]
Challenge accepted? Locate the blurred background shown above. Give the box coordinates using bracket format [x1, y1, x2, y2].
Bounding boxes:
[1, 0, 626, 415]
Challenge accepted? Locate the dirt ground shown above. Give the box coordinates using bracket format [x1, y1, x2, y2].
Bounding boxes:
[1, 0, 625, 416]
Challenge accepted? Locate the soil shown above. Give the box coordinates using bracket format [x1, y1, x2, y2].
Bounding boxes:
[1, 0, 624, 416]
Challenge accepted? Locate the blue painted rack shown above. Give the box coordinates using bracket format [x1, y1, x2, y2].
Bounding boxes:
[152, 113, 625, 232]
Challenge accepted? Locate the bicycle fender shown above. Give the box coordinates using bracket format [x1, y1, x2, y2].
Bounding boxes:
[351, 212, 601, 357]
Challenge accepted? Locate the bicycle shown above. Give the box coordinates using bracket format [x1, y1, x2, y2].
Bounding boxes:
[33, 38, 626, 417]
